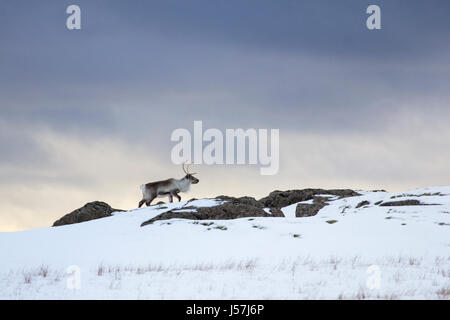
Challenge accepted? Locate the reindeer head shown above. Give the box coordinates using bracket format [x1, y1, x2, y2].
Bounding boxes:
[182, 163, 199, 184]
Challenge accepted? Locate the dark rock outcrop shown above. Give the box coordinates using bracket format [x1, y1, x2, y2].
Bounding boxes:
[379, 200, 426, 206]
[141, 196, 284, 227]
[356, 200, 370, 208]
[295, 196, 329, 217]
[53, 201, 122, 227]
[258, 189, 360, 208]
[141, 189, 359, 226]
[54, 189, 362, 228]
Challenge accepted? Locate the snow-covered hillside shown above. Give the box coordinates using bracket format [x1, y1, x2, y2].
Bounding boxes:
[0, 187, 449, 299]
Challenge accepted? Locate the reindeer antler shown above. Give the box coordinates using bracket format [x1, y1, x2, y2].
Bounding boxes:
[182, 162, 197, 175]
[182, 162, 189, 174]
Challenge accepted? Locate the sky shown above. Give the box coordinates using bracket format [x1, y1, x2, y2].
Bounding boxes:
[0, 0, 449, 231]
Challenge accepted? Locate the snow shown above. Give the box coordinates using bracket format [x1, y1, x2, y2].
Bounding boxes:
[280, 202, 302, 218]
[0, 187, 449, 299]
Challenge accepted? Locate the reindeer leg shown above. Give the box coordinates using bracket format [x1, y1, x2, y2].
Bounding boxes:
[168, 194, 173, 203]
[171, 189, 181, 202]
[146, 195, 156, 206]
[138, 199, 145, 208]
[170, 191, 181, 202]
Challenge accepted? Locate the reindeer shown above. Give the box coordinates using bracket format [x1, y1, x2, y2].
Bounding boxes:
[138, 163, 199, 207]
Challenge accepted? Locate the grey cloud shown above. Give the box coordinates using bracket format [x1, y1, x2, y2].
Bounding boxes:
[1, 0, 449, 136]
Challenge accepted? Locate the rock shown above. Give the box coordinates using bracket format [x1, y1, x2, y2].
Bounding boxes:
[295, 196, 329, 217]
[141, 189, 362, 226]
[216, 195, 264, 208]
[379, 200, 425, 206]
[57, 189, 361, 227]
[258, 189, 360, 208]
[141, 195, 283, 227]
[356, 200, 370, 208]
[198, 202, 270, 219]
[268, 207, 285, 217]
[52, 201, 123, 227]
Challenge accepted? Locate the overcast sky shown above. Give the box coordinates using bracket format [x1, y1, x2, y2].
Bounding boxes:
[1, 0, 450, 231]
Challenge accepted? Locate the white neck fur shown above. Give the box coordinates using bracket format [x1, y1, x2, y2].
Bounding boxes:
[175, 177, 191, 193]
